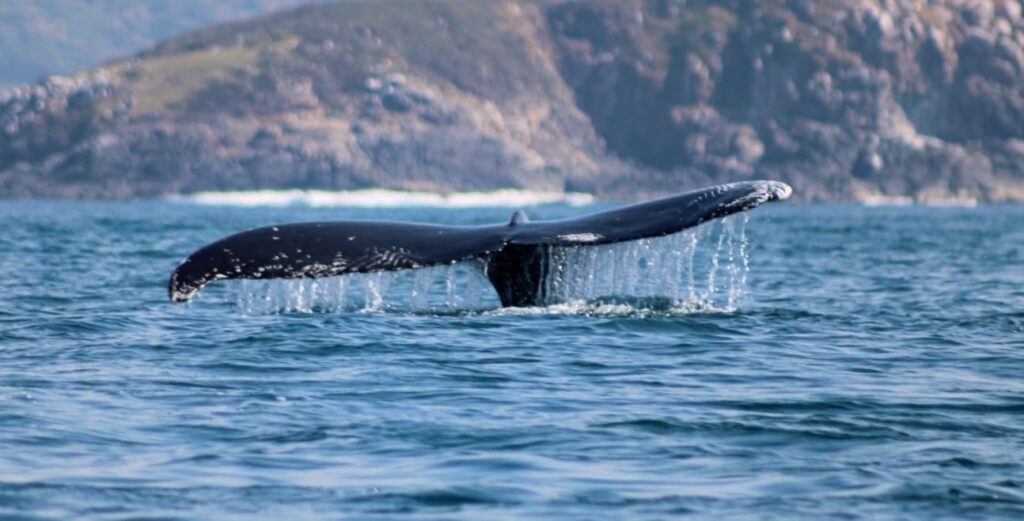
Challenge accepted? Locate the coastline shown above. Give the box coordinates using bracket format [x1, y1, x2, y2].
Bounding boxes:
[165, 188, 596, 208]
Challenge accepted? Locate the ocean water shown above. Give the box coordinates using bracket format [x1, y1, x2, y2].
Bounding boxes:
[0, 200, 1022, 520]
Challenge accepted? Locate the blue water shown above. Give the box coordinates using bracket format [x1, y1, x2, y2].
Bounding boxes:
[1, 201, 1022, 520]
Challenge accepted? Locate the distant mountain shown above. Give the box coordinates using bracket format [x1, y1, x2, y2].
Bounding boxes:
[2, 0, 1024, 202]
[0, 0, 319, 87]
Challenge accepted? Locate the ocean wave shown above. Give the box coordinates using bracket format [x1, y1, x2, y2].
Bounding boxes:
[859, 194, 978, 207]
[168, 188, 595, 208]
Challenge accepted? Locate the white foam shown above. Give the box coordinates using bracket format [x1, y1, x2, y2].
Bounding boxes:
[169, 188, 595, 208]
[859, 194, 977, 207]
[860, 195, 915, 207]
[920, 197, 978, 208]
[484, 298, 733, 317]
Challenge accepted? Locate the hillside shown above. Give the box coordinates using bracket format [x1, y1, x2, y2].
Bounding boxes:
[2, 0, 1024, 202]
[0, 0, 319, 87]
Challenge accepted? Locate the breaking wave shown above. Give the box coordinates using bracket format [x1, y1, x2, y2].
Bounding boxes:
[169, 188, 595, 208]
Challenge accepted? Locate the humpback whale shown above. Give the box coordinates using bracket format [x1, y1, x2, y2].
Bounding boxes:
[169, 180, 792, 307]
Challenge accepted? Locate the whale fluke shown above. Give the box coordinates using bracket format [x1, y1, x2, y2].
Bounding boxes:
[169, 180, 792, 306]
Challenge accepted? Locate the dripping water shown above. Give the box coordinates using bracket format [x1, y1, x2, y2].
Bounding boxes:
[224, 216, 751, 314]
[542, 216, 749, 311]
[227, 260, 495, 314]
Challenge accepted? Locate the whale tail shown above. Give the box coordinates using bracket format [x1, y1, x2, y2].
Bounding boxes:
[169, 180, 792, 306]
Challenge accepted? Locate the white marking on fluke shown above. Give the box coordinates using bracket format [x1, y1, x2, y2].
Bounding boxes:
[168, 180, 793, 307]
[558, 233, 602, 243]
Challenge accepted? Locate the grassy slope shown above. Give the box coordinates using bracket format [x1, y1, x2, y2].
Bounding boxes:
[140, 0, 559, 103]
[0, 0, 318, 87]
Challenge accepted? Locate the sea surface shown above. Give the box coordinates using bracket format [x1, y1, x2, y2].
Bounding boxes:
[0, 200, 1022, 520]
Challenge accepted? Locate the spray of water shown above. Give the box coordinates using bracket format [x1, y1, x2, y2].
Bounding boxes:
[542, 215, 749, 311]
[221, 216, 751, 314]
[226, 261, 495, 314]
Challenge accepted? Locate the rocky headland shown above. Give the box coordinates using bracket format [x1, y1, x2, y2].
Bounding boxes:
[2, 0, 1024, 202]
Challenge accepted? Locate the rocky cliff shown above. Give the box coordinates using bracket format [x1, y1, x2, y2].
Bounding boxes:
[3, 0, 1024, 202]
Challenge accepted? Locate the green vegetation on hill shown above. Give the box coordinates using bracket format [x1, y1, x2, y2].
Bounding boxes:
[0, 0, 317, 87]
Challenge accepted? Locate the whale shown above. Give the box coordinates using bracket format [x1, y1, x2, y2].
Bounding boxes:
[169, 180, 792, 307]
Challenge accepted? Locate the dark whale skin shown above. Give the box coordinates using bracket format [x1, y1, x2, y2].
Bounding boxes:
[169, 180, 792, 306]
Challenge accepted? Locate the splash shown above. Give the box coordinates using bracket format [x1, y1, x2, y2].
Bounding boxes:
[483, 297, 730, 318]
[221, 216, 750, 314]
[542, 215, 749, 311]
[227, 261, 497, 314]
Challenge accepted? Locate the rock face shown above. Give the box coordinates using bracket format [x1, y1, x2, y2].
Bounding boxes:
[3, 0, 1024, 201]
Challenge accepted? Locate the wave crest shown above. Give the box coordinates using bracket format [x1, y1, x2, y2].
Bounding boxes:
[169, 189, 595, 208]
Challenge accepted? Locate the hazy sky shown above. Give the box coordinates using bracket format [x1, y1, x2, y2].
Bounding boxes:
[0, 0, 323, 87]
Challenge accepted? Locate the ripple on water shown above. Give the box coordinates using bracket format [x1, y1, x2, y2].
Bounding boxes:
[0, 202, 1022, 519]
